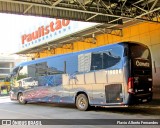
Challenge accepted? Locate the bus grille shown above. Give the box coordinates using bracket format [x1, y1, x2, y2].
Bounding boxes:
[105, 84, 123, 103]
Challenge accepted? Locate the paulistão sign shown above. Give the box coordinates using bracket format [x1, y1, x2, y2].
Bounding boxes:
[20, 19, 99, 50]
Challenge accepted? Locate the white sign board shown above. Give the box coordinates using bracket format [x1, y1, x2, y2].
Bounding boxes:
[20, 18, 99, 51]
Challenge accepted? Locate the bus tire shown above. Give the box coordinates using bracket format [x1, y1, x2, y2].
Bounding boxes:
[18, 93, 27, 104]
[76, 94, 89, 111]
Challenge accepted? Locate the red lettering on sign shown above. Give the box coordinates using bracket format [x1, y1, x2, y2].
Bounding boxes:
[55, 19, 62, 30]
[31, 31, 38, 40]
[27, 34, 32, 42]
[50, 22, 55, 32]
[41, 26, 44, 37]
[62, 20, 70, 26]
[45, 26, 50, 35]
[21, 19, 70, 45]
[21, 35, 27, 44]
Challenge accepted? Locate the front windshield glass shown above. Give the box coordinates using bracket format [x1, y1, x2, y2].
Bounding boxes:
[10, 67, 20, 87]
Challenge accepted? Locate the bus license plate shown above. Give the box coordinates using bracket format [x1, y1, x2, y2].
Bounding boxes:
[142, 99, 147, 102]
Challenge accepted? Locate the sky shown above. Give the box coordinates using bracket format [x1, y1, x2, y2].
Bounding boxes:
[0, 13, 49, 54]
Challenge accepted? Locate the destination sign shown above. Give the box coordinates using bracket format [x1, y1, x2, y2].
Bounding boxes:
[133, 59, 150, 68]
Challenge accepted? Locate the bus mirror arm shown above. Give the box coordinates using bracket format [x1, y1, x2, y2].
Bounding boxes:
[64, 61, 66, 74]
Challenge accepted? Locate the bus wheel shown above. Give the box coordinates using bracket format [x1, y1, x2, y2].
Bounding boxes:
[18, 93, 27, 104]
[76, 94, 89, 111]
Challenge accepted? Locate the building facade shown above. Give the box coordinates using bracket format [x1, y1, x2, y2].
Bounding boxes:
[0, 54, 27, 81]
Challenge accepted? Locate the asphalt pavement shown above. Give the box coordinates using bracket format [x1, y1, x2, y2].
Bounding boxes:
[0, 96, 160, 128]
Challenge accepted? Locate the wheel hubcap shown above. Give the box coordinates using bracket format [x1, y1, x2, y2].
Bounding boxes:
[79, 98, 86, 108]
[19, 95, 23, 102]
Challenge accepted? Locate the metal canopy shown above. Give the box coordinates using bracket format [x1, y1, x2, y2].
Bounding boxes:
[0, 0, 159, 24]
[0, 0, 159, 55]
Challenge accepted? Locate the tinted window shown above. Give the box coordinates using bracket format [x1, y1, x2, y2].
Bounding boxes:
[47, 55, 78, 74]
[130, 44, 150, 60]
[28, 62, 48, 77]
[17, 66, 28, 80]
[16, 66, 38, 87]
[91, 46, 122, 70]
[78, 46, 123, 72]
[130, 44, 151, 70]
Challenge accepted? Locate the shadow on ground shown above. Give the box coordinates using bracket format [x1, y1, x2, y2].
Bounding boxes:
[21, 99, 160, 116]
[92, 106, 160, 116]
[92, 100, 160, 116]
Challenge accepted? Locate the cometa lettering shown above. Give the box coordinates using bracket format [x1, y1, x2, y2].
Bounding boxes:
[136, 60, 150, 67]
[21, 19, 70, 44]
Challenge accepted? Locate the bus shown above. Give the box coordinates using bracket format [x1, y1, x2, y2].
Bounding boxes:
[9, 41, 152, 111]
